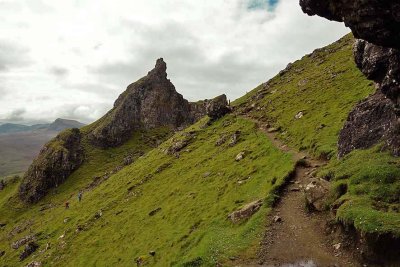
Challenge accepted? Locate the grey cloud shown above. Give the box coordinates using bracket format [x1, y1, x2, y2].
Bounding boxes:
[0, 40, 31, 72]
[89, 21, 272, 101]
[49, 66, 69, 78]
[5, 108, 26, 122]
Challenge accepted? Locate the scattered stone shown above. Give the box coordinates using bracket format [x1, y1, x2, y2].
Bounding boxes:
[291, 188, 300, 192]
[295, 111, 304, 119]
[215, 135, 228, 146]
[149, 207, 161, 216]
[305, 178, 331, 211]
[267, 127, 280, 133]
[26, 261, 42, 267]
[63, 217, 70, 223]
[0, 250, 4, 257]
[228, 199, 263, 223]
[149, 251, 156, 257]
[59, 233, 65, 239]
[235, 152, 246, 162]
[167, 138, 191, 155]
[333, 243, 341, 250]
[19, 242, 39, 261]
[203, 172, 211, 178]
[229, 131, 241, 146]
[0, 222, 6, 227]
[123, 155, 133, 166]
[94, 210, 103, 219]
[12, 235, 35, 250]
[273, 215, 282, 223]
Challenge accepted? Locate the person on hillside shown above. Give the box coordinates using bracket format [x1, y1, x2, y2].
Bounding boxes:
[78, 191, 83, 202]
[65, 201, 70, 209]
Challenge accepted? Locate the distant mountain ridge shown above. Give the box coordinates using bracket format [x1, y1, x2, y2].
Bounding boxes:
[0, 118, 85, 135]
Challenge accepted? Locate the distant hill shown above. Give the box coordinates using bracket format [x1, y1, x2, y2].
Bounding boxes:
[0, 118, 84, 135]
[0, 118, 85, 176]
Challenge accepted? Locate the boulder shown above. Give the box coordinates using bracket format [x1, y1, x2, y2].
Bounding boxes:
[19, 242, 39, 261]
[12, 235, 35, 250]
[206, 94, 230, 121]
[235, 152, 246, 162]
[228, 199, 263, 223]
[304, 178, 330, 211]
[338, 91, 400, 157]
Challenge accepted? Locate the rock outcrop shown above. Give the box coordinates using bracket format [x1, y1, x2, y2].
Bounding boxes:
[353, 40, 400, 104]
[205, 94, 230, 121]
[88, 58, 217, 148]
[300, 0, 400, 156]
[338, 91, 400, 157]
[299, 0, 400, 50]
[19, 128, 84, 203]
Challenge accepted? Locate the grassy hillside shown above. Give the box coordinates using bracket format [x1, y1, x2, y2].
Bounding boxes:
[1, 33, 399, 266]
[235, 34, 400, 240]
[235, 34, 374, 159]
[0, 116, 294, 266]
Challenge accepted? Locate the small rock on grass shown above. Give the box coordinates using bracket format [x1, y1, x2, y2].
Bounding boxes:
[235, 152, 246, 161]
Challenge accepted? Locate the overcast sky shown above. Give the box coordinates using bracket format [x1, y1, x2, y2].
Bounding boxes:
[0, 0, 348, 124]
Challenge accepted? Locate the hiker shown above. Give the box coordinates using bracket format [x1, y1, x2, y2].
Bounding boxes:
[65, 201, 70, 209]
[78, 191, 82, 202]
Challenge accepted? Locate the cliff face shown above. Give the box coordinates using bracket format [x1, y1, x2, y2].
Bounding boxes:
[19, 128, 84, 203]
[300, 0, 400, 156]
[88, 59, 228, 148]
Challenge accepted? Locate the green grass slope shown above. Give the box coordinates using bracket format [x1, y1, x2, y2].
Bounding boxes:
[235, 34, 400, 239]
[0, 116, 294, 266]
[235, 34, 374, 158]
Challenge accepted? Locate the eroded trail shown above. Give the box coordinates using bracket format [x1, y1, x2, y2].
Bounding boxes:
[237, 119, 362, 267]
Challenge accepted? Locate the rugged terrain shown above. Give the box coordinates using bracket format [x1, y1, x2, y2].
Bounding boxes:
[1, 33, 399, 266]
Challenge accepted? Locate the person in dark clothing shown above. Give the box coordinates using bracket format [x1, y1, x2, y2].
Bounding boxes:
[78, 191, 83, 202]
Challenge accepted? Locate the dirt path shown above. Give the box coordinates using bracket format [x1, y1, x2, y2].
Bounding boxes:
[236, 118, 362, 267]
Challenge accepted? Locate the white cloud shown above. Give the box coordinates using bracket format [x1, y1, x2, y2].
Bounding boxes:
[0, 0, 348, 124]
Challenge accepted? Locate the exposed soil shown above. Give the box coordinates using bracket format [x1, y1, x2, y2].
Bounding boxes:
[232, 118, 364, 267]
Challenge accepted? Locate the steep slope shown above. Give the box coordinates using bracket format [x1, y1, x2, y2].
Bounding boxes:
[1, 35, 399, 266]
[18, 59, 226, 204]
[235, 34, 400, 263]
[0, 115, 294, 266]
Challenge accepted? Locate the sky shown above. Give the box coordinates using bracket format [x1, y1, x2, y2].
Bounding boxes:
[0, 0, 349, 124]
